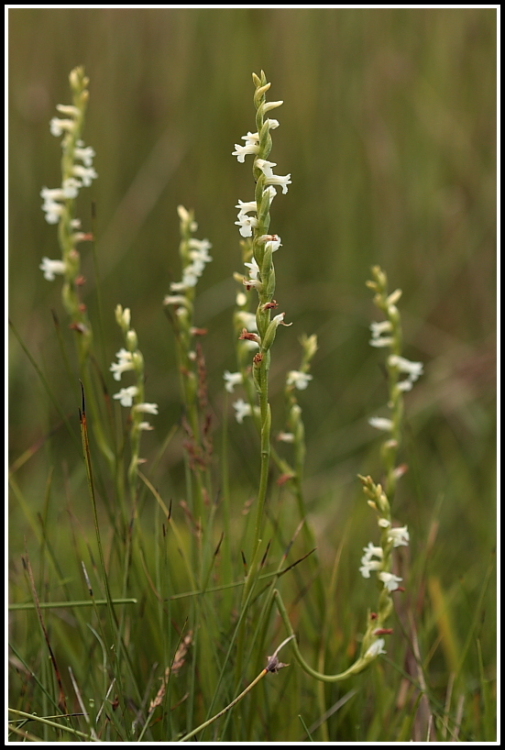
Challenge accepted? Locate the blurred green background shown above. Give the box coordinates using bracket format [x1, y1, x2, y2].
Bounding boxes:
[9, 6, 496, 638]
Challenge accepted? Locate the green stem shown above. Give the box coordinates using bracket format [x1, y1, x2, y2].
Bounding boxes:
[273, 589, 382, 683]
[253, 369, 271, 556]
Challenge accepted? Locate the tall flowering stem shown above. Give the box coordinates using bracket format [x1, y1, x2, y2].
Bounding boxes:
[273, 267, 420, 683]
[233, 71, 292, 560]
[40, 66, 97, 367]
[39, 67, 113, 465]
[230, 72, 292, 683]
[163, 206, 213, 523]
[366, 265, 423, 501]
[110, 305, 158, 499]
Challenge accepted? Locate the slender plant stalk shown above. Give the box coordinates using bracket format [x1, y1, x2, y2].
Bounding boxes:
[177, 635, 294, 742]
[228, 71, 293, 683]
[272, 267, 422, 684]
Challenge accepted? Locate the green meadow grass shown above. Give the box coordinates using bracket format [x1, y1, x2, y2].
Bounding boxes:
[8, 8, 496, 742]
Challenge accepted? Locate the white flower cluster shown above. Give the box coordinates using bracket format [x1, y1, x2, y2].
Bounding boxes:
[39, 257, 67, 282]
[286, 370, 313, 390]
[232, 119, 278, 162]
[40, 102, 97, 281]
[368, 288, 402, 346]
[368, 300, 423, 431]
[232, 398, 254, 424]
[359, 521, 409, 591]
[163, 207, 212, 307]
[42, 105, 97, 226]
[235, 190, 277, 238]
[226, 367, 312, 425]
[110, 305, 158, 430]
[388, 354, 423, 392]
[369, 319, 395, 349]
[228, 82, 293, 425]
[241, 235, 282, 291]
[232, 102, 291, 241]
[167, 237, 213, 293]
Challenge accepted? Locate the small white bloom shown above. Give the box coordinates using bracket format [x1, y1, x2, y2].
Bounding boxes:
[133, 402, 159, 415]
[232, 141, 259, 162]
[163, 294, 187, 306]
[362, 542, 383, 561]
[110, 348, 135, 381]
[232, 131, 260, 161]
[265, 118, 280, 130]
[62, 178, 81, 197]
[277, 431, 295, 443]
[370, 336, 394, 348]
[72, 164, 98, 186]
[223, 370, 243, 393]
[113, 386, 139, 407]
[255, 159, 292, 194]
[40, 257, 66, 281]
[389, 354, 423, 384]
[370, 320, 393, 337]
[286, 370, 313, 390]
[188, 237, 212, 252]
[233, 398, 253, 424]
[138, 421, 154, 431]
[266, 236, 282, 253]
[397, 380, 413, 392]
[244, 258, 261, 288]
[359, 559, 382, 578]
[266, 174, 292, 194]
[74, 144, 96, 167]
[50, 117, 75, 137]
[258, 234, 282, 253]
[170, 281, 189, 292]
[188, 240, 212, 265]
[241, 131, 260, 144]
[41, 186, 65, 203]
[235, 213, 258, 238]
[236, 199, 258, 216]
[378, 518, 391, 528]
[387, 526, 409, 547]
[360, 542, 384, 578]
[236, 292, 247, 307]
[183, 259, 206, 285]
[369, 320, 394, 348]
[378, 572, 403, 591]
[368, 417, 394, 432]
[41, 200, 65, 224]
[240, 131, 260, 143]
[364, 639, 386, 658]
